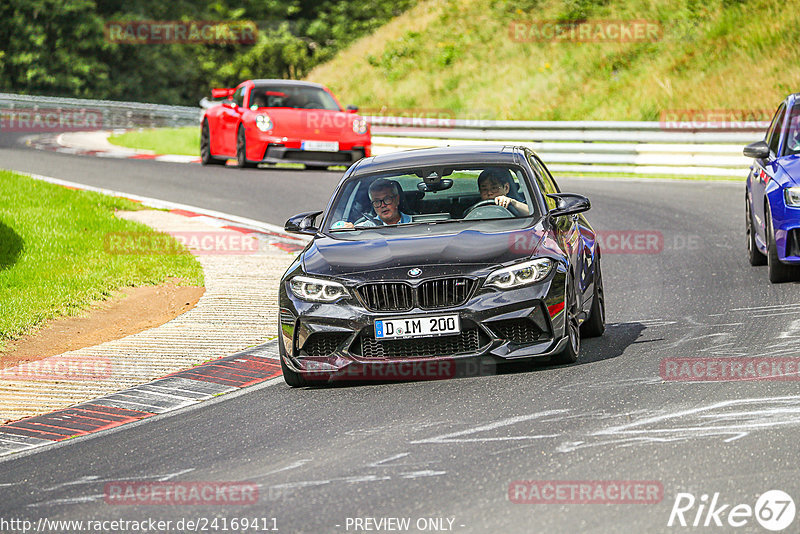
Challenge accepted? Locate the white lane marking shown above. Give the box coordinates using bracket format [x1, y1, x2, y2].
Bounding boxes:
[367, 453, 410, 468]
[731, 303, 800, 312]
[250, 459, 313, 480]
[409, 411, 566, 444]
[27, 494, 105, 507]
[399, 470, 446, 479]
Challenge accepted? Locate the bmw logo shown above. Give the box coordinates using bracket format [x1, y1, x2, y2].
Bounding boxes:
[408, 268, 422, 277]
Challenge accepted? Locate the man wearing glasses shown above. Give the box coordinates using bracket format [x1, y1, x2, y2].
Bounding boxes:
[333, 178, 412, 229]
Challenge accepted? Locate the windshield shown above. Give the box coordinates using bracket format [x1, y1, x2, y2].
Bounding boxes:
[325, 165, 538, 231]
[249, 85, 340, 111]
[785, 104, 800, 156]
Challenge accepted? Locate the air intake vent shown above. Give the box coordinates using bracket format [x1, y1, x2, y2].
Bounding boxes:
[358, 329, 485, 358]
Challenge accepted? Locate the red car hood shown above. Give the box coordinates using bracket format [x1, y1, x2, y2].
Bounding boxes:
[254, 108, 360, 137]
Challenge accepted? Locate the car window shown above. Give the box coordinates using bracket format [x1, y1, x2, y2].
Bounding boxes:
[250, 85, 340, 111]
[326, 166, 537, 231]
[232, 86, 245, 108]
[767, 103, 786, 156]
[527, 153, 558, 211]
[784, 104, 800, 156]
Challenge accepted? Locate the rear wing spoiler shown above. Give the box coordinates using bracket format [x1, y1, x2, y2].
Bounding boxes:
[211, 88, 235, 99]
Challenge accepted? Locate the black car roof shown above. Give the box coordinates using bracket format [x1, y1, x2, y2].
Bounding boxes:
[352, 145, 523, 174]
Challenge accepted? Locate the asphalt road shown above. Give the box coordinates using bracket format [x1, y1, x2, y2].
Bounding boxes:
[3, 136, 800, 533]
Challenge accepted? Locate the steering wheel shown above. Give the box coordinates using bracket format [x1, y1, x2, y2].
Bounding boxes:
[463, 200, 513, 220]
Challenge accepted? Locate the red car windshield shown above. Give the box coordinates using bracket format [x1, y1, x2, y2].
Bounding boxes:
[249, 85, 340, 111]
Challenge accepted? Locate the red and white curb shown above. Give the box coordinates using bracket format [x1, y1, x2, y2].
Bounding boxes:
[0, 173, 312, 459]
[26, 132, 203, 164]
[23, 172, 311, 253]
[0, 342, 282, 458]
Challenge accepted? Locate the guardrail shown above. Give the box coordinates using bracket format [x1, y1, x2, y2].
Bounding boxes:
[0, 93, 759, 177]
[0, 93, 200, 130]
[367, 116, 762, 178]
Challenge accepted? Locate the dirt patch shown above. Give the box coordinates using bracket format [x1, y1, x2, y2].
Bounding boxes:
[0, 278, 204, 370]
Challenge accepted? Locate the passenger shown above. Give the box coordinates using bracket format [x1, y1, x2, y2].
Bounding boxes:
[250, 94, 267, 109]
[477, 168, 530, 216]
[332, 179, 412, 229]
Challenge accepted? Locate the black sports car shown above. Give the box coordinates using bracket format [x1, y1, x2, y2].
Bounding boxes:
[278, 146, 604, 386]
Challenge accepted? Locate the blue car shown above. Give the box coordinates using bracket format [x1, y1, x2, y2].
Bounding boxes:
[745, 93, 800, 282]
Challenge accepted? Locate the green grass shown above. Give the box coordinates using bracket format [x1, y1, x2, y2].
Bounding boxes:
[0, 170, 204, 349]
[307, 0, 800, 120]
[108, 127, 200, 156]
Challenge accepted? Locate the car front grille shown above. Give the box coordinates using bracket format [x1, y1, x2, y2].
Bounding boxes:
[302, 332, 351, 356]
[489, 318, 544, 344]
[357, 283, 414, 311]
[357, 328, 486, 358]
[418, 278, 475, 309]
[357, 278, 475, 311]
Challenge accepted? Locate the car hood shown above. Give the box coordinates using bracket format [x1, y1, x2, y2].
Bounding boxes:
[252, 108, 358, 136]
[302, 223, 547, 280]
[779, 155, 800, 186]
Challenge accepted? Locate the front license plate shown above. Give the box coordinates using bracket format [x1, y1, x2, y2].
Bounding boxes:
[375, 315, 460, 340]
[301, 140, 339, 152]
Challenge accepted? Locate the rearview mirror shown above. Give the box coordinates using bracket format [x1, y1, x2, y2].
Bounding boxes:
[285, 211, 323, 235]
[547, 193, 591, 219]
[346, 105, 359, 113]
[743, 140, 770, 159]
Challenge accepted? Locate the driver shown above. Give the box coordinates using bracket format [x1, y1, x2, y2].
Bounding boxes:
[477, 168, 529, 216]
[332, 179, 412, 228]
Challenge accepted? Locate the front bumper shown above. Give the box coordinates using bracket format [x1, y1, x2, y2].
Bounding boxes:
[260, 144, 368, 166]
[278, 270, 568, 382]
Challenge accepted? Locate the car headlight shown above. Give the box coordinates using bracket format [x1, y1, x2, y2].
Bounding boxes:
[289, 275, 349, 302]
[255, 114, 273, 132]
[785, 187, 800, 207]
[352, 117, 368, 135]
[485, 258, 553, 289]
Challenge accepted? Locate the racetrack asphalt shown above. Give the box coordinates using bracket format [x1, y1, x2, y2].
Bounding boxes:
[2, 132, 800, 533]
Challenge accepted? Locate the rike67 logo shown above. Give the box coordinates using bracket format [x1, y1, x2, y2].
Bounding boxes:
[668, 490, 796, 531]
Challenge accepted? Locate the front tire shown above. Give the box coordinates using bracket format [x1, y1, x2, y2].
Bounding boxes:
[200, 120, 226, 166]
[236, 125, 258, 169]
[746, 196, 766, 266]
[581, 258, 605, 338]
[552, 275, 580, 364]
[766, 205, 794, 283]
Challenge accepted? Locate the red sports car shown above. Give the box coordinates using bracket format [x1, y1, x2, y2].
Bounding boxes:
[200, 79, 371, 170]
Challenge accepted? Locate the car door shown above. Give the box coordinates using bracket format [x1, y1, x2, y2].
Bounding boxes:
[752, 103, 787, 243]
[528, 152, 592, 303]
[219, 84, 247, 155]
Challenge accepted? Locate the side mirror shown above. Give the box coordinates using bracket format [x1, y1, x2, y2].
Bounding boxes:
[744, 140, 770, 159]
[346, 105, 359, 113]
[547, 193, 591, 219]
[285, 211, 323, 236]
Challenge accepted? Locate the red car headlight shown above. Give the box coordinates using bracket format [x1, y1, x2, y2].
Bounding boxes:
[256, 114, 273, 132]
[352, 118, 368, 135]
